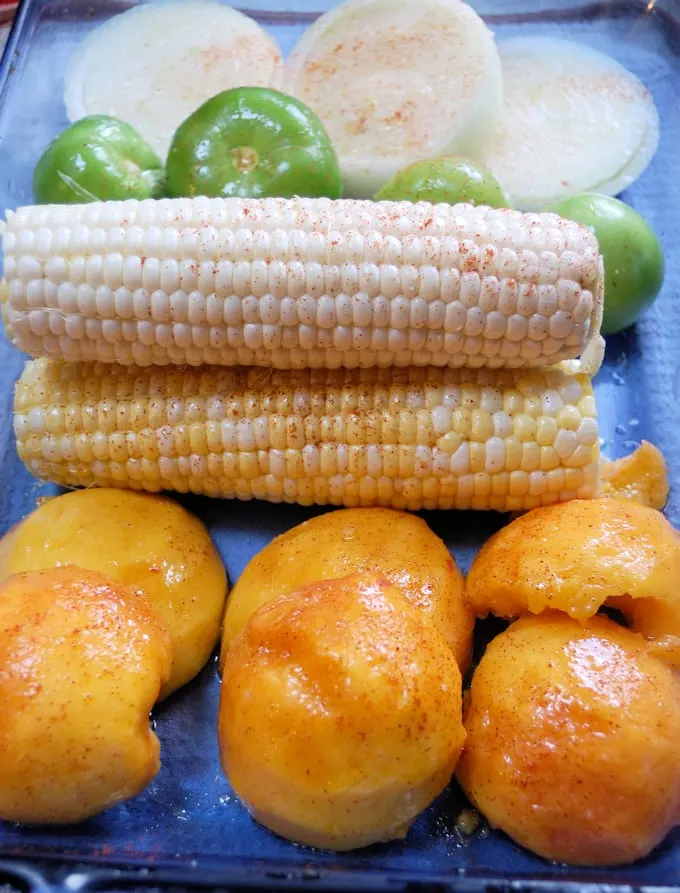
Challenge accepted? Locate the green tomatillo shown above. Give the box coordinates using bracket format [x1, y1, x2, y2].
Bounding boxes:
[166, 87, 343, 200]
[33, 115, 165, 204]
[375, 156, 510, 208]
[549, 193, 665, 334]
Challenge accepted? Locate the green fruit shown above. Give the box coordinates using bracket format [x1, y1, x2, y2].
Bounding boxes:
[549, 193, 665, 335]
[33, 115, 165, 204]
[166, 87, 342, 200]
[375, 156, 510, 208]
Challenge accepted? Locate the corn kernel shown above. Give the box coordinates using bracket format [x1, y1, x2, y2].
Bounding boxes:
[556, 404, 582, 431]
[471, 409, 494, 442]
[536, 417, 558, 446]
[514, 414, 537, 442]
[505, 437, 523, 471]
[473, 472, 492, 498]
[521, 441, 541, 471]
[469, 442, 486, 473]
[491, 471, 509, 496]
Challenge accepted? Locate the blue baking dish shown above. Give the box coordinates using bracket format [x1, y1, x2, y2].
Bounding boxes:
[0, 0, 678, 889]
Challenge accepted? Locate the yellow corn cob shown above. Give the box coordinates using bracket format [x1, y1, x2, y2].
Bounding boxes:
[2, 197, 604, 371]
[15, 359, 600, 512]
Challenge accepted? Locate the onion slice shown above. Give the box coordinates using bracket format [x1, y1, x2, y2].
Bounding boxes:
[283, 0, 502, 198]
[482, 37, 660, 210]
[64, 0, 283, 159]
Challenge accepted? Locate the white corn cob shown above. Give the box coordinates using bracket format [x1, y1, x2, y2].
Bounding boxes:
[2, 197, 604, 371]
[14, 359, 600, 513]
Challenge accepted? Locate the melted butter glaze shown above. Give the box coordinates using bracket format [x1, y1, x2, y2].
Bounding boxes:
[0, 566, 170, 824]
[457, 612, 680, 866]
[467, 498, 680, 668]
[220, 571, 465, 851]
[0, 489, 227, 697]
[222, 507, 473, 671]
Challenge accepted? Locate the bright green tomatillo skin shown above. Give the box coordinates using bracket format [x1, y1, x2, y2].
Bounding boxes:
[33, 115, 165, 204]
[166, 87, 343, 200]
[549, 194, 665, 335]
[375, 156, 511, 208]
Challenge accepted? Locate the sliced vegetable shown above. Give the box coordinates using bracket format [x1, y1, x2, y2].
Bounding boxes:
[283, 0, 502, 198]
[14, 359, 600, 513]
[2, 197, 603, 371]
[549, 193, 664, 333]
[32, 115, 164, 204]
[166, 87, 342, 199]
[64, 0, 283, 158]
[375, 156, 510, 207]
[483, 37, 659, 210]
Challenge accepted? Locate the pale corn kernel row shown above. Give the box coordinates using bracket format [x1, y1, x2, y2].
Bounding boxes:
[14, 360, 600, 512]
[2, 197, 604, 370]
[5, 195, 601, 245]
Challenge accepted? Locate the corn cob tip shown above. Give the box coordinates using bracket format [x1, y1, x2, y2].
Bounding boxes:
[579, 334, 605, 376]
